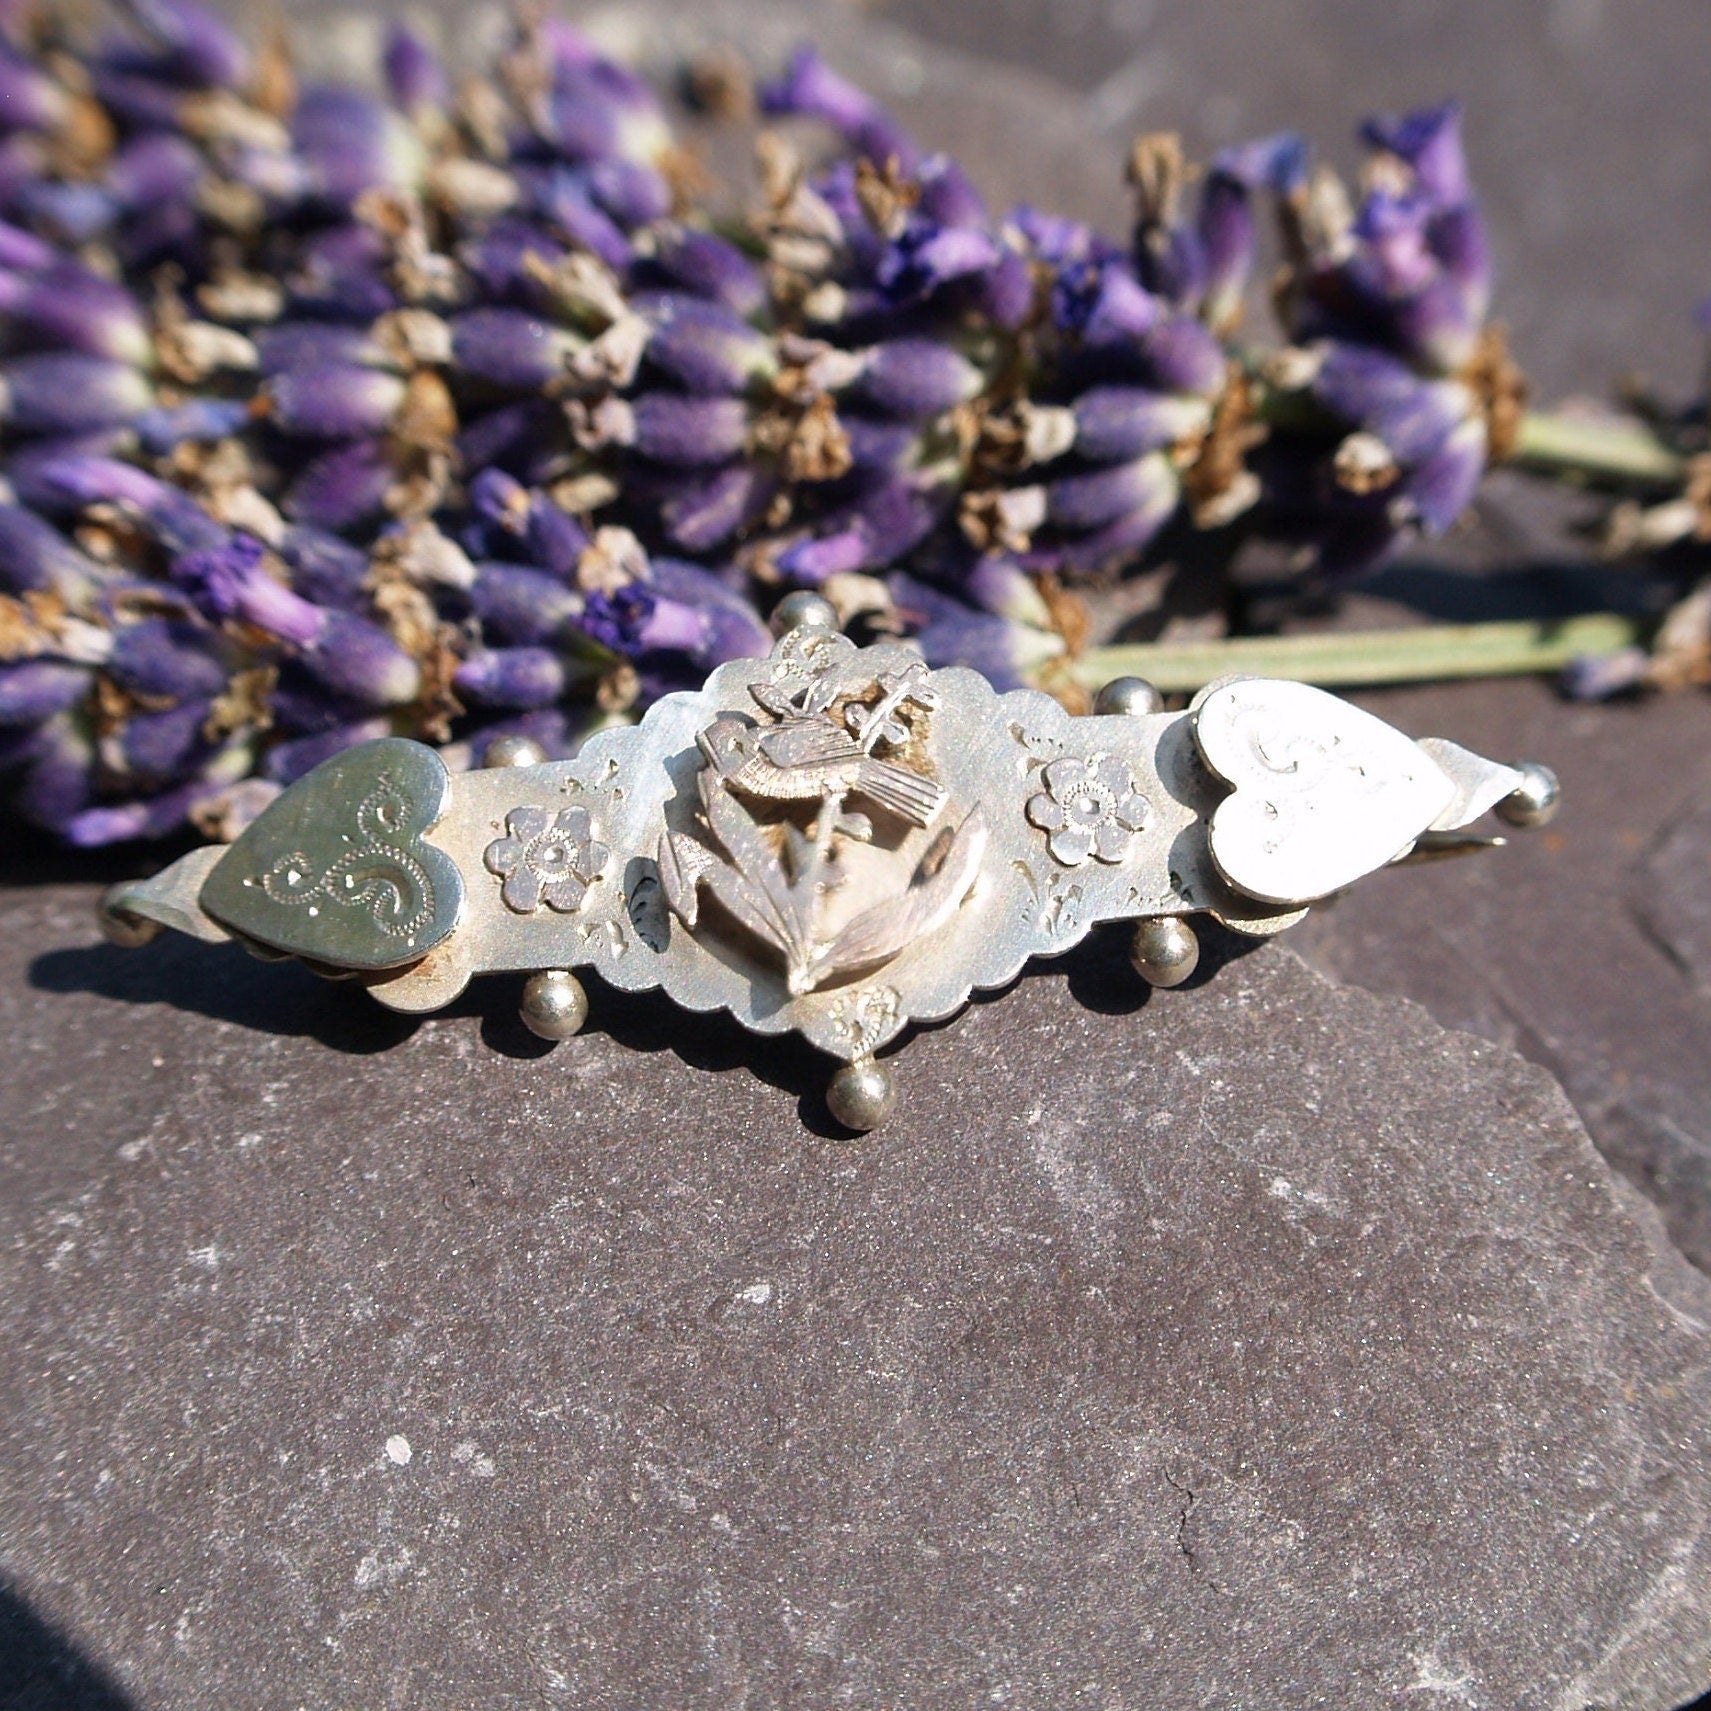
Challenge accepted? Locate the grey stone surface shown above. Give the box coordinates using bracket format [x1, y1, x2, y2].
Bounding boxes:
[7, 882, 1711, 1710]
[9, 1, 1711, 1704]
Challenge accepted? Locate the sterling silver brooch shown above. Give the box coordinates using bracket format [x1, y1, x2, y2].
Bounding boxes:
[99, 625, 1559, 1130]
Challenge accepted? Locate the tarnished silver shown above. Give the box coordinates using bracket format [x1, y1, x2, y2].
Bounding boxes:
[483, 732, 549, 771]
[1495, 761, 1562, 829]
[1130, 916, 1200, 988]
[770, 589, 840, 636]
[519, 968, 589, 1041]
[99, 629, 1556, 1126]
[1093, 675, 1166, 719]
[826, 1058, 897, 1133]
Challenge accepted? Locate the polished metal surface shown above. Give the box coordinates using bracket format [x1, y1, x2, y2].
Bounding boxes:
[518, 968, 590, 1041]
[770, 590, 841, 635]
[825, 1058, 897, 1131]
[1130, 916, 1200, 988]
[1495, 761, 1562, 829]
[103, 633, 1554, 1107]
[1093, 675, 1166, 718]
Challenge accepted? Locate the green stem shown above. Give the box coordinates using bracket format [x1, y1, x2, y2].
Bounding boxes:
[1058, 613, 1649, 694]
[1510, 409, 1685, 490]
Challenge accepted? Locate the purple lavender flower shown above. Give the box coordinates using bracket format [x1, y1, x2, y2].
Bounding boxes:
[171, 533, 420, 705]
[760, 48, 918, 171]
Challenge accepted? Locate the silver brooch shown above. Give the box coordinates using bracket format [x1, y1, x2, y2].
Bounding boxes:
[98, 625, 1559, 1131]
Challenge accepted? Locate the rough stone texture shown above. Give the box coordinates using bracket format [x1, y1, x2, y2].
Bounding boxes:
[9, 0, 1711, 1705]
[6, 883, 1711, 1711]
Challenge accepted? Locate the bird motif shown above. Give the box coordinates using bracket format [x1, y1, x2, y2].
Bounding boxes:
[696, 714, 948, 829]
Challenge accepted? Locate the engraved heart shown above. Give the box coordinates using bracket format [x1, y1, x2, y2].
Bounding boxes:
[1192, 678, 1455, 906]
[200, 738, 463, 969]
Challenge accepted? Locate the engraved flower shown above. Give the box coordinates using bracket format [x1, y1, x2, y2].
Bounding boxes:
[1026, 755, 1151, 867]
[484, 804, 608, 914]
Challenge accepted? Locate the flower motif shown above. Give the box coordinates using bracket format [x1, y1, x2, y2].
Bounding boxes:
[1026, 754, 1151, 867]
[484, 803, 608, 914]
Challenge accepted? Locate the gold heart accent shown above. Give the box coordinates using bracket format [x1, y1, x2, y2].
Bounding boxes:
[200, 739, 463, 970]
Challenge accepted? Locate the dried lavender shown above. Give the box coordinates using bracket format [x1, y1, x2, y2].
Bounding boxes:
[0, 6, 1554, 847]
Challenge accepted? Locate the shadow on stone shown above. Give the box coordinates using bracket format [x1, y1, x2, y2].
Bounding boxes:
[0, 1579, 135, 1711]
[27, 935, 423, 1056]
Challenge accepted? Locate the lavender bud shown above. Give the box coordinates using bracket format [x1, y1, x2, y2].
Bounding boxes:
[292, 85, 423, 207]
[451, 307, 580, 391]
[264, 720, 391, 784]
[598, 394, 749, 467]
[106, 617, 228, 700]
[776, 478, 944, 582]
[31, 455, 229, 555]
[1198, 134, 1305, 330]
[454, 644, 573, 710]
[467, 561, 582, 645]
[284, 440, 394, 533]
[650, 558, 769, 663]
[581, 582, 710, 662]
[639, 294, 776, 395]
[642, 227, 767, 317]
[886, 574, 1063, 689]
[971, 246, 1035, 331]
[0, 217, 55, 271]
[1069, 386, 1212, 462]
[0, 44, 67, 132]
[878, 221, 1002, 303]
[133, 398, 251, 453]
[254, 320, 386, 376]
[1053, 262, 1161, 343]
[659, 462, 777, 552]
[262, 364, 408, 439]
[106, 132, 202, 210]
[1361, 100, 1469, 209]
[0, 502, 107, 600]
[116, 697, 213, 779]
[456, 399, 564, 479]
[0, 658, 89, 724]
[1561, 646, 1651, 702]
[172, 533, 420, 705]
[1043, 452, 1179, 534]
[760, 48, 918, 171]
[265, 527, 363, 609]
[527, 169, 634, 273]
[587, 157, 672, 229]
[0, 264, 152, 365]
[545, 65, 673, 165]
[116, 0, 249, 88]
[0, 354, 153, 434]
[383, 23, 449, 113]
[1394, 415, 1486, 533]
[848, 338, 983, 418]
[14, 715, 95, 830]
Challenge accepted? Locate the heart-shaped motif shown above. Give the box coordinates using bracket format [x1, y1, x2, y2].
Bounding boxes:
[200, 738, 463, 970]
[1193, 679, 1455, 906]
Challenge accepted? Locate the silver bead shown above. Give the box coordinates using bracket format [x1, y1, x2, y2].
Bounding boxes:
[96, 891, 160, 949]
[1094, 675, 1165, 718]
[826, 1057, 896, 1131]
[1130, 916, 1199, 988]
[484, 732, 548, 770]
[1495, 762, 1560, 829]
[519, 969, 588, 1042]
[771, 590, 839, 636]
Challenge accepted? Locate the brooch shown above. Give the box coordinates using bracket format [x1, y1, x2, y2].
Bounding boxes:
[98, 621, 1558, 1130]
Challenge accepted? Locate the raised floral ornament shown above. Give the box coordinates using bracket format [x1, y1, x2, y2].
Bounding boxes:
[484, 804, 609, 915]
